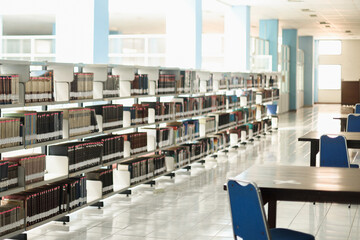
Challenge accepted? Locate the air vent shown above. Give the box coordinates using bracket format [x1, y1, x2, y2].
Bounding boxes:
[301, 9, 310, 12]
[345, 30, 351, 33]
[288, 0, 304, 2]
[320, 22, 329, 24]
[310, 14, 317, 17]
[325, 25, 331, 28]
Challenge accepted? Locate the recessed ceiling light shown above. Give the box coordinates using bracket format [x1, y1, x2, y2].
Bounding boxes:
[310, 14, 317, 17]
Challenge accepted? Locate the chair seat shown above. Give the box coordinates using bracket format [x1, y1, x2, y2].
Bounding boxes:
[270, 228, 315, 240]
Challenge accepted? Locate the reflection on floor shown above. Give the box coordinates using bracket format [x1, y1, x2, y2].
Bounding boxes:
[26, 104, 358, 240]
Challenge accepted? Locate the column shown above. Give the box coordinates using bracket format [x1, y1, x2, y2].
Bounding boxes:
[282, 29, 298, 111]
[166, 0, 202, 69]
[259, 19, 278, 72]
[299, 36, 314, 106]
[55, 0, 109, 64]
[224, 5, 250, 71]
[314, 40, 319, 103]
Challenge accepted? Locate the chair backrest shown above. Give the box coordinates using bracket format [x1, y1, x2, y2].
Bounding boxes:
[355, 104, 360, 114]
[227, 179, 270, 240]
[347, 114, 360, 132]
[320, 134, 349, 168]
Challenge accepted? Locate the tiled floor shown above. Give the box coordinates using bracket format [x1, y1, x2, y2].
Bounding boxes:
[25, 104, 358, 240]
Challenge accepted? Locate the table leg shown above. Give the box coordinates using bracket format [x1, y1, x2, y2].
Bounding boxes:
[268, 200, 277, 228]
[310, 141, 319, 167]
[341, 119, 347, 132]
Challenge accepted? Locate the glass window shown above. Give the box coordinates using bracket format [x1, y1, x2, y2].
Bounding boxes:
[318, 65, 341, 90]
[318, 40, 341, 55]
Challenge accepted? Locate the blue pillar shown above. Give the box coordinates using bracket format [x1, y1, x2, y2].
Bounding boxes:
[56, 0, 109, 63]
[224, 5, 250, 71]
[299, 36, 314, 106]
[282, 29, 298, 111]
[93, 0, 109, 64]
[166, 0, 202, 69]
[259, 19, 278, 72]
[314, 40, 319, 103]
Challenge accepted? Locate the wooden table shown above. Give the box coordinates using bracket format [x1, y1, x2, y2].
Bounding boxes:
[226, 165, 360, 228]
[298, 131, 360, 167]
[333, 114, 348, 132]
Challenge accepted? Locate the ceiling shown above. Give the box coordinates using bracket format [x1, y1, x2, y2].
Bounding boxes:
[0, 0, 359, 39]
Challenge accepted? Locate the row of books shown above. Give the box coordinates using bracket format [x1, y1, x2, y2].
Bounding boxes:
[167, 120, 199, 144]
[0, 118, 22, 148]
[3, 110, 63, 146]
[87, 169, 113, 195]
[0, 74, 20, 105]
[103, 75, 120, 98]
[131, 74, 148, 95]
[49, 141, 102, 174]
[141, 127, 173, 149]
[90, 104, 123, 131]
[26, 70, 54, 103]
[2, 176, 87, 229]
[200, 117, 216, 135]
[0, 161, 18, 192]
[124, 104, 149, 125]
[163, 146, 191, 169]
[3, 154, 46, 185]
[119, 154, 166, 184]
[0, 200, 24, 235]
[157, 73, 176, 94]
[61, 108, 98, 137]
[122, 133, 147, 155]
[70, 73, 94, 100]
[143, 102, 174, 122]
[178, 71, 192, 93]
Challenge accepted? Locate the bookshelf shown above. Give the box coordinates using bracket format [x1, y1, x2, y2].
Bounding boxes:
[0, 59, 280, 238]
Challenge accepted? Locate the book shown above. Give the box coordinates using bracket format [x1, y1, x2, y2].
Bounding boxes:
[27, 70, 54, 103]
[3, 154, 46, 185]
[103, 75, 120, 98]
[0, 74, 19, 105]
[70, 73, 94, 100]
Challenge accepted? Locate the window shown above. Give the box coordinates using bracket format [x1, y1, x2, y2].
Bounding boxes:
[318, 65, 341, 90]
[318, 40, 341, 55]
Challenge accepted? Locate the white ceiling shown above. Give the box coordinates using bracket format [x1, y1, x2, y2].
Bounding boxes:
[0, 0, 359, 39]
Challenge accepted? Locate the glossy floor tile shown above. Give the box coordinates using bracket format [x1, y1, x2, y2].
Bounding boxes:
[26, 104, 356, 240]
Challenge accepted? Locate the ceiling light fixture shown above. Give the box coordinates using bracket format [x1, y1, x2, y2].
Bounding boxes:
[301, 9, 311, 12]
[288, 0, 304, 2]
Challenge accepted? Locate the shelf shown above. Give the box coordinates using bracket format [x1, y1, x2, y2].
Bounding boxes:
[0, 228, 25, 239]
[0, 186, 25, 198]
[24, 138, 65, 149]
[0, 145, 23, 154]
[25, 212, 69, 231]
[69, 165, 103, 178]
[25, 175, 68, 190]
[0, 103, 23, 109]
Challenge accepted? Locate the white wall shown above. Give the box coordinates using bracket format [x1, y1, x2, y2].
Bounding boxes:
[318, 40, 360, 103]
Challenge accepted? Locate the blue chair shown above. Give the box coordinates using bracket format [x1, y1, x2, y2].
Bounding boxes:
[227, 179, 315, 240]
[355, 104, 360, 114]
[320, 134, 358, 168]
[347, 114, 360, 132]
